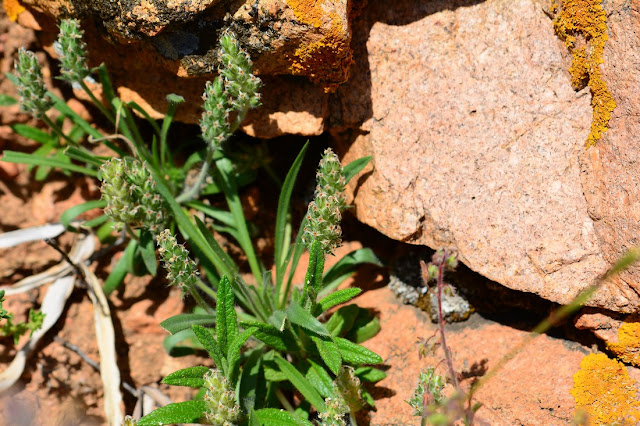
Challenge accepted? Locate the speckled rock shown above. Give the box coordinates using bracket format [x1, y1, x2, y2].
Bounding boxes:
[7, 0, 352, 136]
[336, 0, 640, 312]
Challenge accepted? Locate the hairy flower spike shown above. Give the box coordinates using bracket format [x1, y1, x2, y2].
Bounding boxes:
[98, 158, 167, 232]
[302, 148, 347, 254]
[319, 396, 349, 426]
[14, 48, 53, 118]
[55, 19, 89, 84]
[218, 31, 262, 112]
[200, 78, 231, 150]
[156, 230, 199, 292]
[203, 369, 241, 425]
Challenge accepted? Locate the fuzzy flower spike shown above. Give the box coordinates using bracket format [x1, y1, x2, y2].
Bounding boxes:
[302, 148, 348, 255]
[14, 48, 53, 118]
[55, 18, 90, 84]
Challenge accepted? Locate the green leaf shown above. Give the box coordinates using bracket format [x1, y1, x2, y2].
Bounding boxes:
[346, 316, 380, 344]
[137, 400, 208, 425]
[326, 304, 359, 337]
[11, 124, 55, 144]
[83, 214, 109, 229]
[334, 337, 382, 365]
[163, 328, 202, 357]
[161, 366, 209, 388]
[273, 354, 326, 411]
[305, 359, 336, 398]
[217, 275, 238, 355]
[252, 408, 313, 426]
[64, 145, 106, 167]
[2, 150, 98, 177]
[239, 349, 265, 413]
[316, 288, 362, 315]
[311, 336, 342, 375]
[161, 313, 216, 334]
[355, 366, 386, 383]
[240, 321, 289, 352]
[193, 216, 239, 280]
[103, 239, 137, 295]
[139, 229, 157, 276]
[321, 248, 382, 295]
[0, 94, 17, 106]
[227, 327, 257, 386]
[343, 156, 372, 184]
[274, 142, 308, 280]
[47, 91, 105, 140]
[192, 324, 225, 373]
[285, 303, 329, 337]
[60, 199, 106, 230]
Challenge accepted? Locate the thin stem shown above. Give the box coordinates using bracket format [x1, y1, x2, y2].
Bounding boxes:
[349, 412, 358, 426]
[274, 388, 295, 414]
[41, 115, 75, 146]
[79, 79, 115, 122]
[175, 145, 215, 203]
[436, 252, 459, 390]
[195, 278, 217, 303]
[187, 285, 214, 314]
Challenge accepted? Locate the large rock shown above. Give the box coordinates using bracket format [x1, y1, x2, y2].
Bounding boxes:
[336, 0, 640, 312]
[7, 0, 352, 136]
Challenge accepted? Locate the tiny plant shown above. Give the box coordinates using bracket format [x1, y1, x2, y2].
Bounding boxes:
[0, 290, 45, 345]
[2, 17, 384, 425]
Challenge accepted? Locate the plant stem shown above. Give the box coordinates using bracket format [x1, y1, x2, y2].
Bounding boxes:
[274, 388, 295, 413]
[79, 79, 115, 122]
[175, 145, 215, 203]
[41, 115, 75, 146]
[187, 286, 214, 314]
[436, 252, 459, 390]
[195, 279, 217, 303]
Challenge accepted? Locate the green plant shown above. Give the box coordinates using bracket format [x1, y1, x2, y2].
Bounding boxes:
[0, 290, 45, 345]
[3, 18, 384, 425]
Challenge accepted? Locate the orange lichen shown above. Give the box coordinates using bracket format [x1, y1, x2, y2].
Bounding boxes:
[2, 0, 25, 21]
[571, 353, 640, 425]
[286, 0, 353, 91]
[552, 0, 616, 147]
[606, 322, 640, 367]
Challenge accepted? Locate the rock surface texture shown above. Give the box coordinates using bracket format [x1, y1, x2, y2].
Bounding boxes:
[8, 0, 350, 135]
[336, 0, 640, 312]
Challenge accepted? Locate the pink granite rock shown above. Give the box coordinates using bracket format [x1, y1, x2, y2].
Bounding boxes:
[336, 0, 640, 312]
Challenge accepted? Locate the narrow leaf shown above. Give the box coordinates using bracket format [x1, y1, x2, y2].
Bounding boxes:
[103, 240, 137, 295]
[239, 349, 264, 413]
[227, 327, 257, 386]
[321, 248, 382, 295]
[137, 400, 208, 425]
[11, 124, 55, 144]
[326, 304, 360, 337]
[316, 288, 362, 315]
[192, 324, 225, 373]
[217, 275, 238, 355]
[252, 408, 313, 426]
[285, 303, 329, 337]
[139, 229, 157, 276]
[274, 355, 326, 411]
[311, 336, 342, 375]
[355, 366, 387, 383]
[161, 366, 209, 388]
[343, 156, 372, 184]
[0, 94, 17, 106]
[305, 359, 336, 398]
[161, 314, 216, 334]
[2, 150, 97, 176]
[346, 316, 381, 344]
[60, 200, 106, 230]
[334, 337, 383, 365]
[240, 321, 289, 352]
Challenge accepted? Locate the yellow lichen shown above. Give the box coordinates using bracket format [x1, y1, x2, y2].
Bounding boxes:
[607, 322, 640, 367]
[571, 353, 640, 425]
[286, 0, 353, 91]
[2, 0, 25, 21]
[552, 0, 616, 147]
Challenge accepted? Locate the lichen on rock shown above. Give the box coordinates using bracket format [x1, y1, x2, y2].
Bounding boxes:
[606, 322, 640, 367]
[570, 353, 640, 425]
[552, 0, 616, 147]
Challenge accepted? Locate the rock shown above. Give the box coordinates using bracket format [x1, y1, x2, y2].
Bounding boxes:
[356, 285, 603, 425]
[336, 0, 640, 312]
[7, 0, 354, 136]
